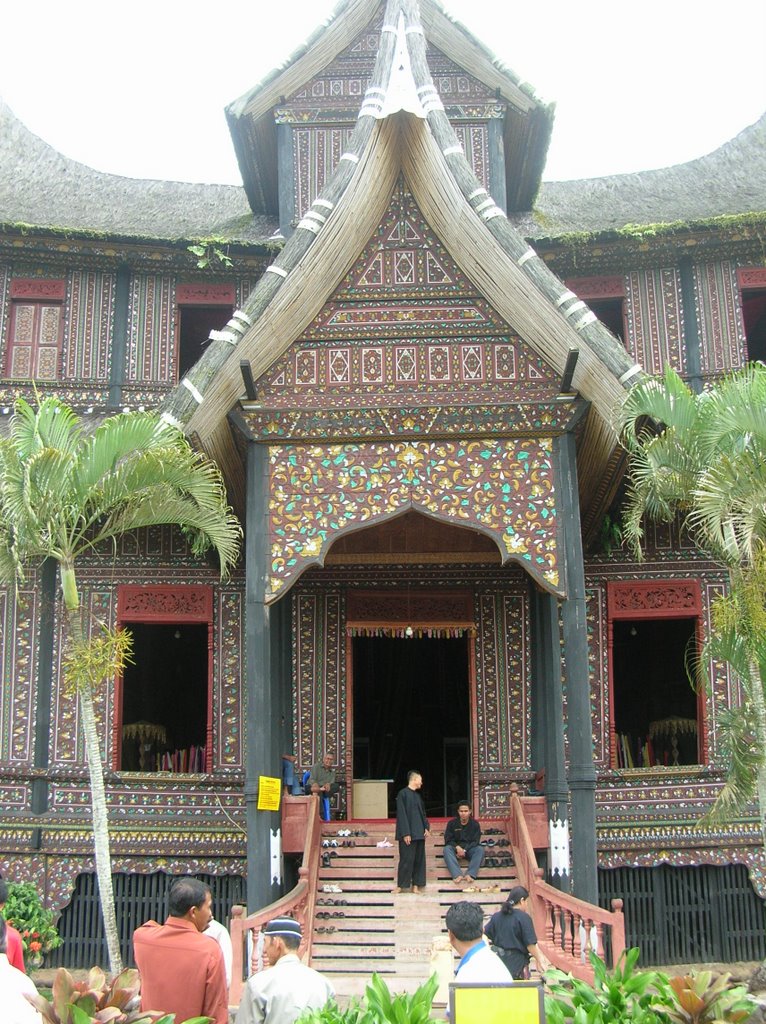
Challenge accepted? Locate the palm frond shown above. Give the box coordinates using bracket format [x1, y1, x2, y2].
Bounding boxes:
[72, 411, 182, 496]
[619, 367, 701, 450]
[92, 490, 241, 577]
[699, 704, 763, 826]
[10, 395, 82, 459]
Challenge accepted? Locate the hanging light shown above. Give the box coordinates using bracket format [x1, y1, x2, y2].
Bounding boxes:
[405, 625, 414, 638]
[174, 628, 181, 640]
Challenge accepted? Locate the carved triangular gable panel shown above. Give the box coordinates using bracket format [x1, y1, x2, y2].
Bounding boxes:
[257, 178, 559, 405]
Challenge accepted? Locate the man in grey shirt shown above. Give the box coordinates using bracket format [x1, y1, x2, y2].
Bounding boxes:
[236, 917, 334, 1024]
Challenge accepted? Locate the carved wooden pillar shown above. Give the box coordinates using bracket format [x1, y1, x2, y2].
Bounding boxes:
[245, 440, 282, 912]
[531, 583, 569, 890]
[555, 431, 597, 904]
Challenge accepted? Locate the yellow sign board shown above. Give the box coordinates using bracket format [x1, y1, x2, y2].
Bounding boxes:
[257, 775, 282, 811]
[450, 982, 544, 1024]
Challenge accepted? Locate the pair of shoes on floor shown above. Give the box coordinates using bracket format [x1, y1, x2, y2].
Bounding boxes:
[337, 828, 352, 836]
[322, 839, 338, 847]
[376, 837, 393, 847]
[315, 925, 335, 934]
[322, 883, 342, 893]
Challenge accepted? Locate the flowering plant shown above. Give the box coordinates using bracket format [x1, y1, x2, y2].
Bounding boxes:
[3, 881, 62, 958]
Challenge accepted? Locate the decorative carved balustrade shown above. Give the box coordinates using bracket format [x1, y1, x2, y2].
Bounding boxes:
[229, 795, 322, 1005]
[508, 792, 625, 982]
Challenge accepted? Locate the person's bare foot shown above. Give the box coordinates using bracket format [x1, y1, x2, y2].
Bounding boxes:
[453, 877, 464, 886]
[412, 885, 424, 894]
[464, 876, 475, 885]
[391, 886, 402, 894]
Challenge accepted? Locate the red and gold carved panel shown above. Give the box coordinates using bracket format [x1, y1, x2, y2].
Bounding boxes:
[608, 580, 701, 618]
[117, 585, 213, 621]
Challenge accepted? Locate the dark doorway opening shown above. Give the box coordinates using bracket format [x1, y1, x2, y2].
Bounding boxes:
[177, 304, 233, 380]
[352, 636, 470, 817]
[742, 288, 766, 363]
[120, 622, 208, 773]
[612, 617, 699, 767]
[589, 296, 626, 343]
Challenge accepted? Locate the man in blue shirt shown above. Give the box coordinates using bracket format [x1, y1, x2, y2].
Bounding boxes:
[446, 901, 511, 983]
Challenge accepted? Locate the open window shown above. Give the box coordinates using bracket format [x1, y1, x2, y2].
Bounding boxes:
[567, 275, 626, 343]
[4, 279, 65, 379]
[608, 580, 704, 769]
[114, 585, 213, 773]
[737, 267, 766, 363]
[175, 283, 235, 381]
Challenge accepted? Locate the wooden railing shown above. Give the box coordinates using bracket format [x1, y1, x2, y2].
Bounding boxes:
[229, 796, 323, 1005]
[508, 792, 625, 982]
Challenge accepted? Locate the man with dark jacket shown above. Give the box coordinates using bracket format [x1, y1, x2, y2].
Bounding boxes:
[393, 770, 430, 894]
[443, 801, 485, 886]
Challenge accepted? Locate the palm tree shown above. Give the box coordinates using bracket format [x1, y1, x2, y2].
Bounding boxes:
[618, 363, 766, 848]
[0, 396, 241, 974]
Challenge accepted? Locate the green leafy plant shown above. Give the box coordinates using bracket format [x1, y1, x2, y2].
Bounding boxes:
[296, 973, 438, 1024]
[4, 882, 62, 959]
[295, 998, 374, 1023]
[652, 971, 757, 1024]
[28, 966, 212, 1024]
[545, 948, 667, 1024]
[598, 512, 623, 555]
[187, 237, 233, 269]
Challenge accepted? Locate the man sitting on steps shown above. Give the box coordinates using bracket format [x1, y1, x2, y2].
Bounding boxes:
[443, 800, 485, 887]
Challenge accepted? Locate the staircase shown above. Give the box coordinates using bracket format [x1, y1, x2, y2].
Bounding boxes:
[309, 819, 520, 997]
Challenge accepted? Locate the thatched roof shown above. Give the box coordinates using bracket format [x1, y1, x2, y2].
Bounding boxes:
[0, 91, 762, 250]
[512, 112, 766, 238]
[226, 0, 553, 216]
[160, 0, 638, 550]
[0, 98, 273, 243]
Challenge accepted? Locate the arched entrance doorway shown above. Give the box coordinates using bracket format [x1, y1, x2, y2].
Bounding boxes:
[329, 510, 500, 817]
[351, 632, 470, 817]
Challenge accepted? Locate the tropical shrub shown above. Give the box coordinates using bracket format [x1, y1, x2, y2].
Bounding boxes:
[27, 966, 212, 1024]
[653, 971, 757, 1024]
[4, 881, 62, 958]
[296, 972, 439, 1023]
[545, 948, 668, 1024]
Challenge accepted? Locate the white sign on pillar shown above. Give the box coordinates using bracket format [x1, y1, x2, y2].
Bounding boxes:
[270, 828, 282, 885]
[549, 817, 570, 881]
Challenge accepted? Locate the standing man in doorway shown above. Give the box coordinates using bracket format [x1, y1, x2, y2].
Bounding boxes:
[393, 770, 430, 894]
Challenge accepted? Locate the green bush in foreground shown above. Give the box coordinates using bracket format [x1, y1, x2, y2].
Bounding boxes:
[27, 966, 212, 1024]
[296, 972, 439, 1024]
[545, 949, 759, 1024]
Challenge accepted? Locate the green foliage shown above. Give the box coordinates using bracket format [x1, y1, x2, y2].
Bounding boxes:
[652, 970, 757, 1024]
[295, 973, 439, 1024]
[187, 236, 233, 269]
[27, 966, 213, 1024]
[4, 882, 61, 958]
[598, 513, 623, 556]
[544, 948, 668, 1024]
[62, 623, 133, 695]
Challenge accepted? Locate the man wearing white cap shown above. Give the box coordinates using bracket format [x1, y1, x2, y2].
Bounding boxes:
[236, 917, 334, 1024]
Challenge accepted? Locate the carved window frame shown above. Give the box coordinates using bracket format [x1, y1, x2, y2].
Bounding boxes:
[606, 579, 706, 769]
[113, 584, 214, 773]
[5, 279, 66, 380]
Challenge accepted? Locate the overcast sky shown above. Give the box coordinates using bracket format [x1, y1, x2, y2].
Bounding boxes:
[2, 0, 764, 186]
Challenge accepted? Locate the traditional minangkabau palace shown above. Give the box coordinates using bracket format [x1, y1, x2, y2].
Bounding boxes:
[1, 0, 765, 990]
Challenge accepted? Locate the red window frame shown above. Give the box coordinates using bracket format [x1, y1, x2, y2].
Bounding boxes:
[5, 279, 66, 379]
[113, 584, 214, 773]
[606, 579, 706, 768]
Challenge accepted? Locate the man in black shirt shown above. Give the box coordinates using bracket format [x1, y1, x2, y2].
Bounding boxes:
[442, 800, 485, 886]
[393, 770, 430, 893]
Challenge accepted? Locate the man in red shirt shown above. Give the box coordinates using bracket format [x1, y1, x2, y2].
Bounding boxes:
[0, 876, 25, 973]
[133, 877, 228, 1024]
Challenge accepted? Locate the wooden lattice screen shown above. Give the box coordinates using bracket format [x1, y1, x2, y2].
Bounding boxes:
[47, 871, 246, 970]
[599, 863, 766, 964]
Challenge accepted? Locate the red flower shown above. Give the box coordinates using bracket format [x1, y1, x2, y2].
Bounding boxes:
[29, 941, 42, 952]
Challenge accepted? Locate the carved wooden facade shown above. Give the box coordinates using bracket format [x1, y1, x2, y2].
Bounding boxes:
[1, 0, 765, 926]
